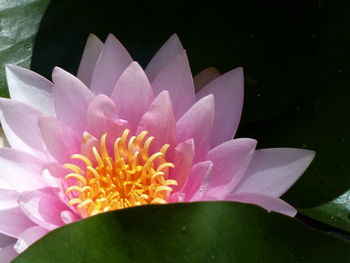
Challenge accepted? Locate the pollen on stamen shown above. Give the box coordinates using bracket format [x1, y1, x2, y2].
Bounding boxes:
[63, 129, 177, 218]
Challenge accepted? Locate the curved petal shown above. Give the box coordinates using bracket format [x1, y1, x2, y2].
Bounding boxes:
[151, 50, 195, 119]
[19, 189, 66, 231]
[43, 164, 77, 214]
[77, 34, 104, 86]
[0, 233, 15, 248]
[0, 207, 35, 238]
[227, 193, 297, 217]
[38, 116, 80, 164]
[196, 67, 244, 147]
[0, 243, 17, 263]
[193, 67, 220, 92]
[145, 34, 183, 82]
[0, 190, 19, 211]
[205, 138, 257, 199]
[176, 95, 214, 162]
[52, 67, 94, 136]
[183, 161, 213, 202]
[0, 170, 14, 191]
[169, 139, 195, 192]
[168, 192, 185, 203]
[235, 148, 315, 197]
[41, 167, 61, 189]
[137, 91, 176, 152]
[85, 95, 128, 150]
[14, 225, 48, 253]
[90, 34, 133, 95]
[0, 98, 47, 160]
[60, 210, 79, 224]
[111, 62, 154, 132]
[0, 148, 46, 192]
[6, 65, 54, 115]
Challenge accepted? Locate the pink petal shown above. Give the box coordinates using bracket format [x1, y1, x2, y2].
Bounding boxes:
[0, 190, 17, 200]
[41, 168, 61, 189]
[227, 193, 297, 217]
[0, 174, 13, 190]
[193, 67, 220, 92]
[38, 116, 80, 164]
[42, 164, 77, 215]
[151, 50, 195, 119]
[111, 62, 154, 132]
[183, 161, 213, 202]
[201, 195, 219, 201]
[45, 162, 69, 181]
[0, 98, 47, 160]
[168, 192, 185, 203]
[137, 91, 176, 152]
[14, 226, 48, 253]
[196, 67, 244, 148]
[0, 243, 17, 263]
[19, 188, 67, 231]
[145, 34, 183, 82]
[0, 233, 15, 248]
[90, 34, 133, 95]
[77, 34, 104, 87]
[0, 207, 35, 238]
[205, 138, 257, 199]
[6, 65, 54, 115]
[0, 148, 46, 192]
[169, 139, 195, 192]
[0, 190, 18, 210]
[176, 95, 214, 162]
[60, 210, 79, 224]
[85, 95, 128, 155]
[52, 67, 94, 137]
[234, 148, 315, 197]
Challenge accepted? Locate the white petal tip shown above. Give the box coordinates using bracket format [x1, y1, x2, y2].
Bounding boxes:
[88, 33, 100, 40]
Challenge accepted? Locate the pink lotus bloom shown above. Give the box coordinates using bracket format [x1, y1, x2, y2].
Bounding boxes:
[0, 34, 314, 261]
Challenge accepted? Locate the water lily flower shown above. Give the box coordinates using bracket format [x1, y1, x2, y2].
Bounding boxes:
[0, 34, 314, 261]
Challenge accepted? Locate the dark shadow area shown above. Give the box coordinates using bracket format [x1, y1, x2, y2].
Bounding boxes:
[296, 213, 350, 240]
[237, 0, 350, 208]
[31, 0, 321, 123]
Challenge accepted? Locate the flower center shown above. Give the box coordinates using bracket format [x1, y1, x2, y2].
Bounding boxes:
[63, 129, 177, 217]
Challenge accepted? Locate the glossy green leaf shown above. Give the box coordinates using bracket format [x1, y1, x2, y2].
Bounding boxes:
[13, 202, 350, 263]
[300, 191, 350, 233]
[0, 0, 50, 97]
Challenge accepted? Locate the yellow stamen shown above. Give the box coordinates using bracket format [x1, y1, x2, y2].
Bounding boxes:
[64, 129, 176, 218]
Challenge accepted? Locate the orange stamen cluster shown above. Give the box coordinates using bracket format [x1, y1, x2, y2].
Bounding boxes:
[63, 129, 177, 217]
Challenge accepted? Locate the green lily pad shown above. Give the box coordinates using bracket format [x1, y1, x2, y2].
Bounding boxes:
[13, 202, 350, 263]
[300, 191, 350, 233]
[0, 0, 50, 97]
